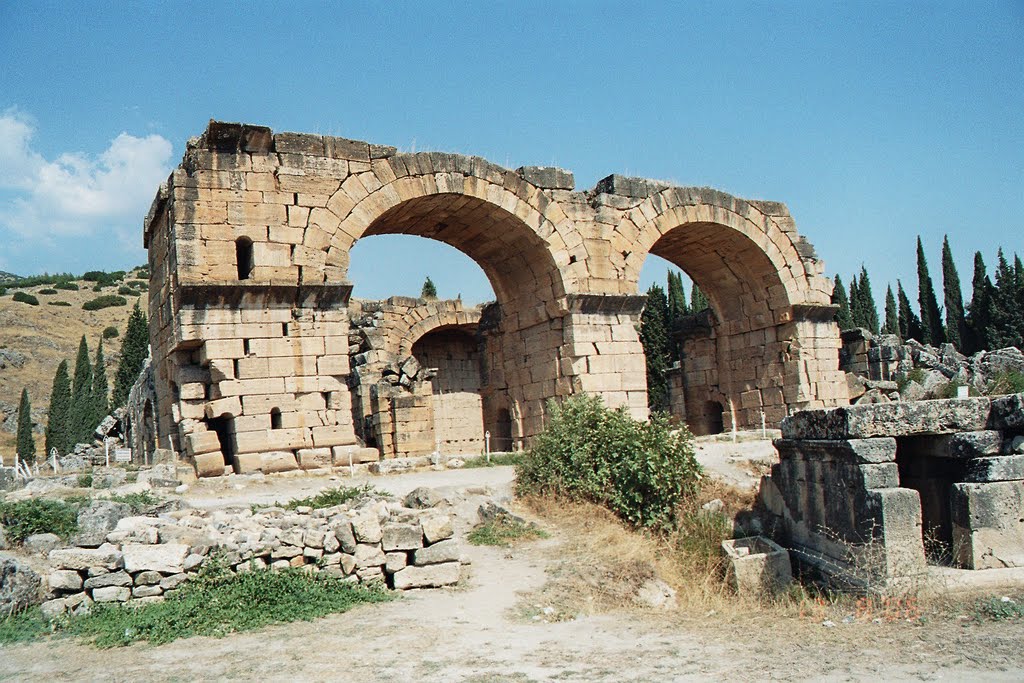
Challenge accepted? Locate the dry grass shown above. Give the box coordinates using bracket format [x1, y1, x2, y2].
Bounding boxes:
[517, 480, 766, 619]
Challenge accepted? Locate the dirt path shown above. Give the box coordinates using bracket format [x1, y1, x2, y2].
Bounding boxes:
[3, 451, 1024, 681]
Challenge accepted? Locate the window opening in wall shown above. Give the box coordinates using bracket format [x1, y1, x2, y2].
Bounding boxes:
[243, 339, 251, 356]
[236, 237, 254, 280]
[271, 408, 283, 430]
[282, 322, 290, 337]
[704, 401, 725, 435]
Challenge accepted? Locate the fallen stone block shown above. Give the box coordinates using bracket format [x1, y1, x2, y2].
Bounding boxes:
[83, 570, 132, 590]
[420, 513, 454, 544]
[381, 522, 423, 551]
[721, 536, 792, 595]
[413, 539, 461, 566]
[392, 561, 460, 589]
[965, 455, 1024, 482]
[91, 585, 131, 603]
[49, 545, 123, 571]
[48, 569, 83, 592]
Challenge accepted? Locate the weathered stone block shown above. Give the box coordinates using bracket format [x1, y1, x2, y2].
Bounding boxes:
[392, 561, 460, 589]
[381, 523, 423, 552]
[412, 539, 461, 566]
[782, 398, 992, 440]
[49, 545, 123, 571]
[48, 569, 83, 592]
[354, 544, 385, 569]
[350, 511, 382, 544]
[966, 455, 1024, 483]
[122, 544, 189, 574]
[92, 586, 131, 603]
[83, 570, 132, 590]
[952, 481, 1024, 568]
[721, 536, 792, 595]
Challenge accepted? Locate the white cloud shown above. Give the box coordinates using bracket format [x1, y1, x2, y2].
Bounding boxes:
[0, 110, 173, 241]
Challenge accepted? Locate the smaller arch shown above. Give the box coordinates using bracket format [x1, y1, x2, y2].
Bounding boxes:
[235, 237, 254, 280]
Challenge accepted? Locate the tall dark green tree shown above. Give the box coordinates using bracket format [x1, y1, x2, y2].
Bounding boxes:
[855, 267, 879, 334]
[420, 276, 437, 299]
[990, 249, 1024, 349]
[941, 235, 967, 350]
[897, 280, 923, 343]
[16, 388, 35, 464]
[917, 237, 945, 346]
[69, 335, 93, 445]
[665, 271, 687, 359]
[640, 284, 671, 413]
[690, 283, 708, 312]
[113, 302, 149, 408]
[882, 286, 899, 336]
[967, 251, 994, 353]
[832, 275, 854, 330]
[91, 339, 109, 426]
[45, 360, 72, 456]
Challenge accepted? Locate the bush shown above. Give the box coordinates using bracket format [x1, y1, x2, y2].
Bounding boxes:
[129, 280, 148, 289]
[11, 291, 39, 306]
[54, 281, 79, 291]
[987, 370, 1024, 396]
[82, 295, 128, 311]
[515, 394, 702, 531]
[0, 286, 6, 296]
[48, 301, 72, 307]
[38, 288, 58, 295]
[102, 326, 119, 339]
[461, 452, 524, 468]
[281, 483, 388, 510]
[0, 498, 80, 543]
[106, 491, 160, 512]
[117, 285, 137, 296]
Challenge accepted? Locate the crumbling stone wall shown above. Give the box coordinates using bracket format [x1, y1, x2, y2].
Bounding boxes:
[144, 121, 845, 474]
[762, 393, 1024, 590]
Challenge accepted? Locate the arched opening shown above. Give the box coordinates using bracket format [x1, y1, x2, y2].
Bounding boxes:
[270, 407, 282, 430]
[342, 191, 567, 447]
[411, 324, 484, 456]
[638, 220, 793, 433]
[235, 237, 254, 280]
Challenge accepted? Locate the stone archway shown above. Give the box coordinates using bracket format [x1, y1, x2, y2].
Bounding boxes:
[143, 122, 847, 473]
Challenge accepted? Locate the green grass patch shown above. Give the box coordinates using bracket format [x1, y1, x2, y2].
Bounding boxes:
[64, 563, 394, 647]
[0, 498, 81, 543]
[280, 483, 389, 510]
[77, 473, 93, 488]
[106, 490, 160, 512]
[972, 595, 1024, 622]
[0, 608, 51, 644]
[461, 452, 524, 468]
[468, 515, 548, 547]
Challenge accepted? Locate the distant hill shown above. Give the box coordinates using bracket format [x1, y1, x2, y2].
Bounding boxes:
[0, 271, 21, 283]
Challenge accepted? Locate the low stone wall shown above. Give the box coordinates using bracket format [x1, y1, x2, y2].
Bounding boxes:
[39, 492, 462, 618]
[761, 393, 1024, 590]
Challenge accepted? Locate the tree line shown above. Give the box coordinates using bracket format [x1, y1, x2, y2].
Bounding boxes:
[14, 302, 149, 463]
[833, 236, 1023, 353]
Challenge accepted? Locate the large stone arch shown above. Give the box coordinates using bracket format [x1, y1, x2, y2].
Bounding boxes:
[610, 185, 844, 431]
[143, 122, 847, 476]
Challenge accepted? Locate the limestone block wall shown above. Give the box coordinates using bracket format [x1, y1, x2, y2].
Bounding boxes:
[144, 121, 848, 473]
[762, 394, 1024, 591]
[414, 329, 485, 455]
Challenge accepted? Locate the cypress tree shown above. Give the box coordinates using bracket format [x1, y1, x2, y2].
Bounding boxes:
[667, 271, 688, 320]
[882, 286, 899, 336]
[832, 275, 854, 330]
[848, 278, 863, 328]
[967, 251, 994, 353]
[92, 339, 110, 425]
[69, 335, 94, 445]
[690, 283, 708, 312]
[916, 237, 944, 346]
[16, 388, 35, 464]
[640, 284, 671, 413]
[857, 267, 880, 334]
[897, 280, 924, 342]
[941, 235, 966, 350]
[113, 302, 150, 408]
[420, 276, 437, 299]
[45, 360, 72, 456]
[990, 249, 1024, 349]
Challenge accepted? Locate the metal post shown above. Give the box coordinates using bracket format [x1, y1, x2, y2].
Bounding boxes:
[761, 410, 767, 439]
[105, 438, 110, 467]
[485, 430, 491, 463]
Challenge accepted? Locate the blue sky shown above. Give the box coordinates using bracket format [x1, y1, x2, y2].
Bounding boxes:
[1, 1, 1021, 308]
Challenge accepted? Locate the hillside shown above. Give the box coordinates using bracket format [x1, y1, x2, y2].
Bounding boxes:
[0, 271, 146, 458]
[0, 271, 21, 283]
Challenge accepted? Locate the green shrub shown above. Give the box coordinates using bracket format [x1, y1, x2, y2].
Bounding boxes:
[106, 491, 159, 512]
[64, 562, 393, 647]
[0, 498, 81, 542]
[55, 281, 79, 291]
[468, 515, 548, 546]
[515, 394, 702, 532]
[117, 285, 137, 296]
[12, 291, 39, 306]
[0, 286, 6, 296]
[38, 288, 58, 295]
[92, 284, 104, 292]
[129, 280, 148, 289]
[102, 326, 119, 339]
[82, 295, 128, 311]
[48, 301, 72, 307]
[77, 474, 93, 488]
[0, 608, 50, 644]
[281, 483, 388, 510]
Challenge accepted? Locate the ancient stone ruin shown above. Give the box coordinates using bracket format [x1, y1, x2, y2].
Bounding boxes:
[141, 120, 846, 476]
[762, 393, 1024, 589]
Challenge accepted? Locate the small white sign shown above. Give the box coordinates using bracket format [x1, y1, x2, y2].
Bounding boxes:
[114, 448, 132, 463]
